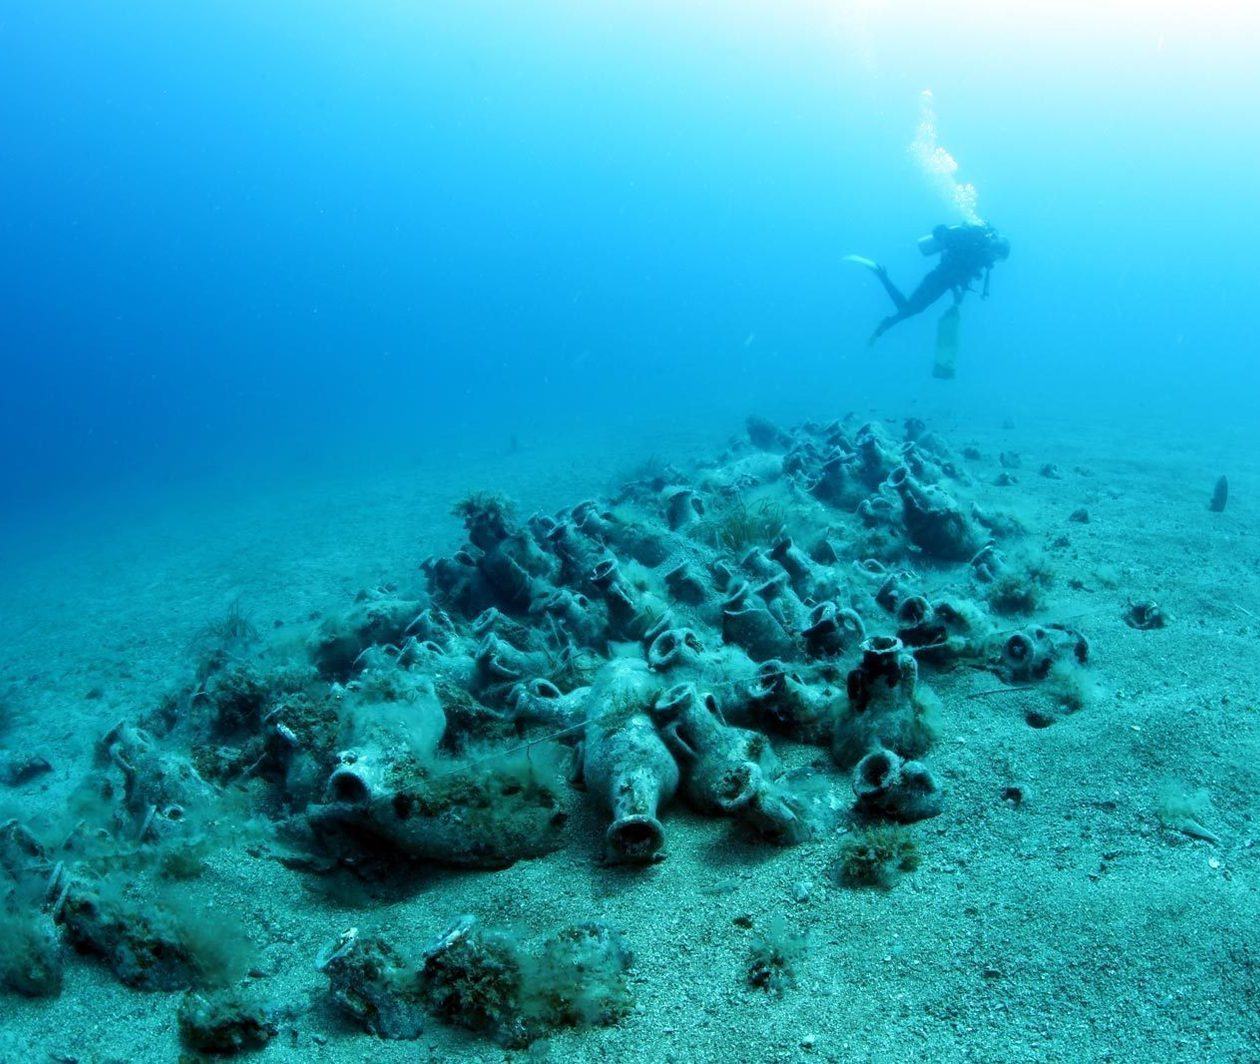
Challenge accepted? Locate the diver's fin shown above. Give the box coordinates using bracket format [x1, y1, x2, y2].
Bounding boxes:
[843, 254, 881, 272]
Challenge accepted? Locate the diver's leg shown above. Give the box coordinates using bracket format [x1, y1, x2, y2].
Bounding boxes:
[899, 268, 953, 316]
[868, 268, 952, 345]
[845, 255, 908, 310]
[869, 310, 909, 344]
[873, 268, 908, 311]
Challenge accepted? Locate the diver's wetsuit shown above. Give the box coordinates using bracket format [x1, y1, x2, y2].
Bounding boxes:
[869, 224, 1004, 343]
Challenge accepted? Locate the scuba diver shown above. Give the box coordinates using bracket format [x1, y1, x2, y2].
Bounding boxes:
[847, 223, 1010, 346]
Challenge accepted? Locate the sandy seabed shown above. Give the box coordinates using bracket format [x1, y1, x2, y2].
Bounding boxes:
[1, 399, 1257, 1064]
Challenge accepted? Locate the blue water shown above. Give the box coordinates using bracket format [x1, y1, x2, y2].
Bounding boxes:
[4, 2, 1259, 509]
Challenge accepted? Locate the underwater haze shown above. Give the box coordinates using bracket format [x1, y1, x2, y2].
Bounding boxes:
[5, 1, 1259, 509]
[2, 4, 1259, 1063]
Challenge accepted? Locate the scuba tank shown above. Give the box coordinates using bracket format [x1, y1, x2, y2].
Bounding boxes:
[933, 305, 960, 379]
[921, 223, 1001, 259]
[918, 223, 963, 256]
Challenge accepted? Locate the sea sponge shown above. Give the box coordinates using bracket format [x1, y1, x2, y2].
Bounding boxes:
[832, 825, 920, 889]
